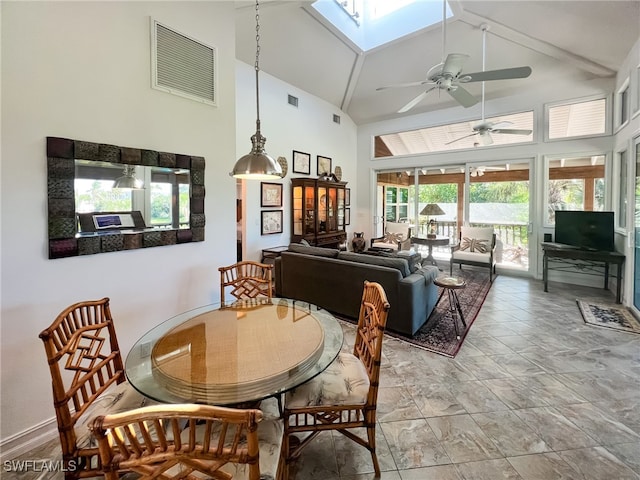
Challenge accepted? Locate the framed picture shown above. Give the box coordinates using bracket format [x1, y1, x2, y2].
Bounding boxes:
[317, 155, 332, 176]
[261, 210, 283, 235]
[345, 188, 351, 206]
[345, 208, 351, 225]
[260, 182, 282, 207]
[292, 150, 311, 174]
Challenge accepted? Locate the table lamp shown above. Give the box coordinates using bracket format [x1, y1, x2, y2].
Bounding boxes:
[419, 203, 445, 238]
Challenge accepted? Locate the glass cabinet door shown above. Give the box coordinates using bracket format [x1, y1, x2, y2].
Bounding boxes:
[337, 188, 345, 229]
[318, 186, 327, 233]
[328, 187, 337, 231]
[293, 185, 303, 236]
[304, 185, 315, 234]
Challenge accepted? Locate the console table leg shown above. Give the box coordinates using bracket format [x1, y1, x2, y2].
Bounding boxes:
[604, 262, 609, 290]
[543, 253, 548, 292]
[616, 265, 622, 304]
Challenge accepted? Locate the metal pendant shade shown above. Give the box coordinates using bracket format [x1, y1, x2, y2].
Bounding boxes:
[113, 165, 144, 189]
[231, 0, 282, 180]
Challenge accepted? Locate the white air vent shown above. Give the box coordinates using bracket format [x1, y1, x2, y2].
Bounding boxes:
[151, 19, 217, 106]
[333, 114, 341, 124]
[288, 94, 299, 107]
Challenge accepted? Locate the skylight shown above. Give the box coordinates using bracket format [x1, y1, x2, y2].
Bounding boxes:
[311, 0, 451, 52]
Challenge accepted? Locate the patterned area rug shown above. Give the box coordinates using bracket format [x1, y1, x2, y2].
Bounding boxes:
[577, 300, 640, 334]
[337, 268, 493, 358]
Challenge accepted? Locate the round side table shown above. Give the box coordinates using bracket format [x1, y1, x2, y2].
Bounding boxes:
[434, 276, 467, 340]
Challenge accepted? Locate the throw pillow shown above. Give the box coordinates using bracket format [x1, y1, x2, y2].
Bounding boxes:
[299, 239, 310, 246]
[383, 232, 404, 244]
[460, 237, 489, 253]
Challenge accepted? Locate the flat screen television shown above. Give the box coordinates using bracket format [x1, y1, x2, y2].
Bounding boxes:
[554, 210, 614, 252]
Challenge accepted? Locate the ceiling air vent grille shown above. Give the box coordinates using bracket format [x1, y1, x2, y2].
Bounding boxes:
[152, 20, 217, 106]
[288, 94, 299, 107]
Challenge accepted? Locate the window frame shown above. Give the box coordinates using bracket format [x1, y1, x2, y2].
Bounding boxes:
[615, 77, 630, 132]
[614, 148, 628, 233]
[544, 94, 610, 142]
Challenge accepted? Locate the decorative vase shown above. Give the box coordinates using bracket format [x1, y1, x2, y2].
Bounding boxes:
[352, 232, 366, 253]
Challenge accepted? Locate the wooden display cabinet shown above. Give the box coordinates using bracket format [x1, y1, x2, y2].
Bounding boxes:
[291, 178, 347, 248]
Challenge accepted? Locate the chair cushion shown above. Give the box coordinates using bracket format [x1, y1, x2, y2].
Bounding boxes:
[181, 415, 283, 480]
[385, 222, 410, 236]
[285, 352, 369, 408]
[460, 227, 493, 241]
[460, 237, 489, 253]
[76, 381, 158, 449]
[452, 250, 491, 263]
[371, 241, 399, 251]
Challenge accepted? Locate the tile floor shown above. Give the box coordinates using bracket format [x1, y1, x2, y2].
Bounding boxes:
[6, 274, 640, 480]
[287, 274, 640, 480]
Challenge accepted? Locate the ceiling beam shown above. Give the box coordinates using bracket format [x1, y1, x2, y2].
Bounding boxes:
[450, 1, 615, 77]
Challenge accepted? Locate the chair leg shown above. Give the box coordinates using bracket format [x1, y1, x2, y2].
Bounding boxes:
[366, 425, 381, 477]
[279, 433, 290, 480]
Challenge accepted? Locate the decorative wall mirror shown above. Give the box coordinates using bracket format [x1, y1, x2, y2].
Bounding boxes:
[47, 137, 205, 259]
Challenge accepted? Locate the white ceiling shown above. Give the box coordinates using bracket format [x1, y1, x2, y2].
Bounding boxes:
[235, 0, 640, 125]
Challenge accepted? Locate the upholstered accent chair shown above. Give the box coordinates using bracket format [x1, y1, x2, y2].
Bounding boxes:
[450, 226, 497, 281]
[89, 404, 283, 480]
[219, 260, 274, 307]
[370, 221, 412, 251]
[279, 281, 390, 480]
[39, 298, 157, 480]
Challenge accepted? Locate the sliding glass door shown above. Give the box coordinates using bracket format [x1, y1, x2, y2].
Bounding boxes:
[634, 138, 640, 311]
[467, 161, 532, 272]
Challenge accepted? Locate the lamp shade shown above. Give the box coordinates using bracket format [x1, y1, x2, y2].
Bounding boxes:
[419, 203, 445, 216]
[231, 150, 282, 180]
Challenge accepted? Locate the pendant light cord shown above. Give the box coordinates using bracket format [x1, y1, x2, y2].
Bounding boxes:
[254, 0, 262, 133]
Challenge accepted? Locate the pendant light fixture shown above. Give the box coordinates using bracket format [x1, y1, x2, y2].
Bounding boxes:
[113, 165, 144, 189]
[231, 0, 282, 180]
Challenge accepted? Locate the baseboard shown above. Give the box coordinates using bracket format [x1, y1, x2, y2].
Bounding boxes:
[0, 416, 58, 461]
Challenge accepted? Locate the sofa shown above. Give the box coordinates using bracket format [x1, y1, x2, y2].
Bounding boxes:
[274, 243, 440, 336]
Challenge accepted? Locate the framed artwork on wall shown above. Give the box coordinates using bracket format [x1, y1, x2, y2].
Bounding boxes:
[261, 210, 283, 235]
[345, 208, 351, 225]
[292, 150, 311, 174]
[317, 155, 332, 176]
[345, 188, 351, 206]
[260, 182, 282, 207]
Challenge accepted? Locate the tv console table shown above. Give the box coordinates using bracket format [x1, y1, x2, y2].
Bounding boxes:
[541, 242, 625, 303]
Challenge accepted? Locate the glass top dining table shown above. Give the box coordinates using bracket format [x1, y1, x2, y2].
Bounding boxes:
[125, 298, 344, 406]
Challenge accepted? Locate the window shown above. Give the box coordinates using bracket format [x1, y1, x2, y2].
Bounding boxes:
[375, 110, 534, 157]
[617, 150, 628, 229]
[75, 179, 132, 213]
[546, 156, 605, 224]
[384, 186, 409, 221]
[546, 97, 607, 140]
[616, 79, 630, 129]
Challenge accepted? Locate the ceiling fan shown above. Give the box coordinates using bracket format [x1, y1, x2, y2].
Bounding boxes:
[376, 1, 532, 113]
[446, 25, 533, 146]
[470, 165, 504, 177]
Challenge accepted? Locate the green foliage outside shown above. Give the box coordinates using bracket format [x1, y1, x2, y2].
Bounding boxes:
[417, 181, 530, 204]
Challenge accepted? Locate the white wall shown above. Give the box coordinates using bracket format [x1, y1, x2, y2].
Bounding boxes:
[0, 1, 239, 450]
[0, 1, 359, 455]
[236, 61, 357, 260]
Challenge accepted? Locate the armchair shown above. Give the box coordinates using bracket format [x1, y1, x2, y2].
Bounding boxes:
[370, 221, 412, 251]
[450, 226, 497, 282]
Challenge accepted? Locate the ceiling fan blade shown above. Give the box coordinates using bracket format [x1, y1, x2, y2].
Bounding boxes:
[398, 89, 433, 113]
[491, 128, 532, 135]
[440, 53, 469, 77]
[445, 132, 478, 145]
[376, 80, 431, 91]
[461, 66, 532, 83]
[488, 121, 513, 130]
[448, 85, 478, 108]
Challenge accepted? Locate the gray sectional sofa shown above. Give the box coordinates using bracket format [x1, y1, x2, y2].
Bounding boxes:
[274, 243, 440, 336]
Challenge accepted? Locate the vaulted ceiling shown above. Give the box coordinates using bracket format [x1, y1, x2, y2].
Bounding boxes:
[235, 0, 640, 125]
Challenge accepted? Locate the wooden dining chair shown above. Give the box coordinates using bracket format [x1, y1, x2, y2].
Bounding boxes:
[279, 281, 390, 480]
[219, 260, 274, 307]
[89, 403, 283, 480]
[39, 298, 156, 480]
